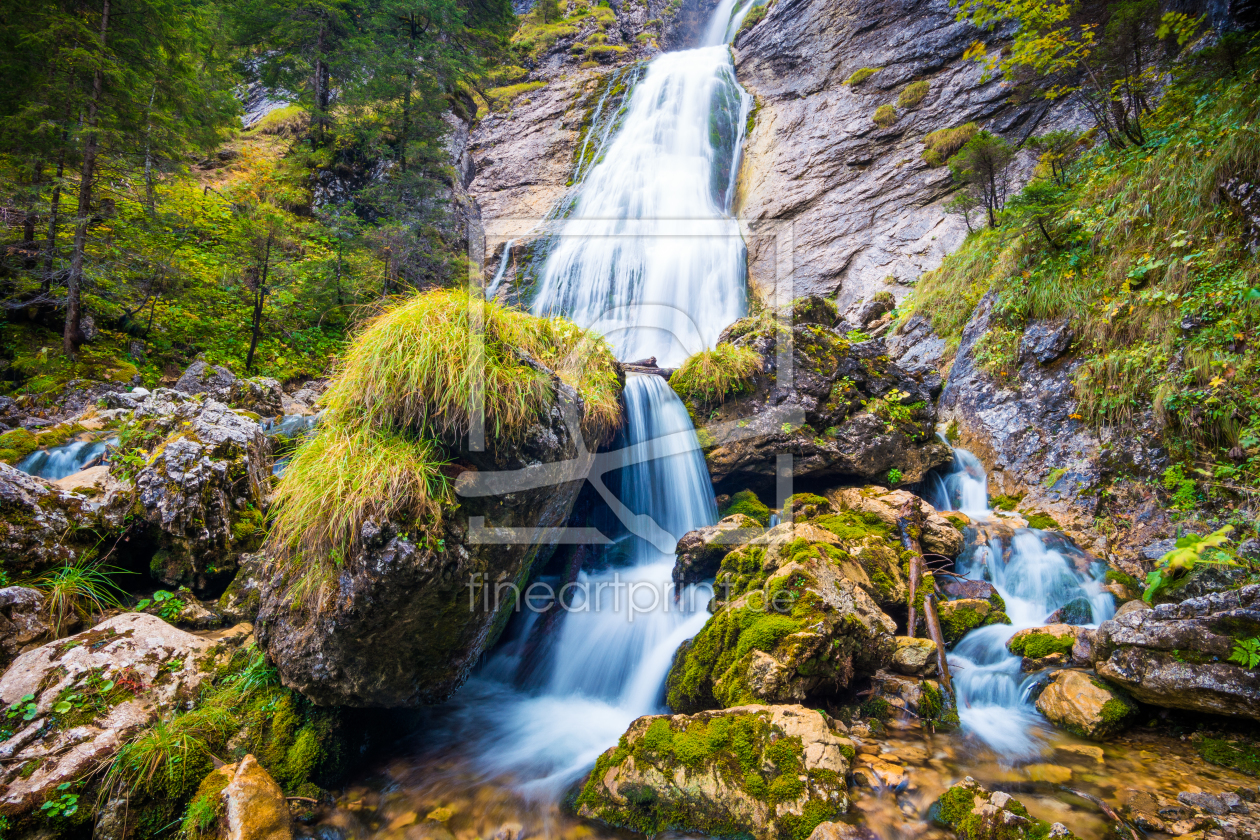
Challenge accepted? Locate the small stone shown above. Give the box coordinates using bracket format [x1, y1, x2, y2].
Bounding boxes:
[1048, 824, 1073, 839]
[1026, 764, 1073, 784]
[492, 822, 522, 840]
[989, 791, 1011, 808]
[1178, 791, 1229, 815]
[223, 755, 292, 840]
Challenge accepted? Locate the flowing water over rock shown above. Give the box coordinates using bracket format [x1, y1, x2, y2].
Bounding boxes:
[16, 435, 117, 480]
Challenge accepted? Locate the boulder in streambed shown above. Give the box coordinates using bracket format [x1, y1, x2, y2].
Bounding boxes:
[1090, 584, 1260, 719]
[697, 301, 952, 495]
[936, 598, 1010, 644]
[666, 519, 897, 712]
[576, 705, 852, 840]
[1034, 669, 1140, 740]
[932, 777, 1082, 840]
[0, 613, 216, 813]
[673, 513, 765, 589]
[1007, 624, 1080, 670]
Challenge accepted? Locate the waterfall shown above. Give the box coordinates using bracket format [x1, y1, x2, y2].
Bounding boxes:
[934, 448, 1116, 756]
[528, 36, 750, 365]
[16, 437, 117, 481]
[414, 5, 752, 803]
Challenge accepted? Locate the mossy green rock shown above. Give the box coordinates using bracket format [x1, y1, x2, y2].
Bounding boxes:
[936, 598, 1010, 644]
[1007, 625, 1077, 661]
[577, 705, 852, 840]
[667, 522, 896, 712]
[720, 489, 772, 526]
[673, 513, 765, 589]
[934, 777, 1081, 839]
[1035, 669, 1139, 740]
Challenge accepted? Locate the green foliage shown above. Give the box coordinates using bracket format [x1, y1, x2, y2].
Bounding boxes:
[844, 67, 879, 85]
[1008, 631, 1074, 659]
[898, 81, 930, 108]
[39, 783, 80, 820]
[1229, 637, 1260, 669]
[737, 3, 768, 36]
[1198, 737, 1260, 776]
[872, 103, 898, 128]
[670, 343, 763, 409]
[25, 558, 129, 636]
[887, 468, 903, 485]
[136, 590, 184, 623]
[1161, 464, 1197, 510]
[948, 130, 1014, 228]
[1143, 525, 1236, 602]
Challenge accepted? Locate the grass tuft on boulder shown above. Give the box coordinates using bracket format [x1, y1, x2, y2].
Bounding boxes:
[670, 343, 763, 409]
[898, 80, 929, 108]
[873, 104, 898, 128]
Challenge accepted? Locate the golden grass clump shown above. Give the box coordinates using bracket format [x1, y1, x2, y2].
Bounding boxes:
[322, 288, 622, 444]
[898, 80, 929, 109]
[922, 122, 978, 167]
[844, 67, 879, 86]
[670, 343, 764, 409]
[268, 424, 450, 572]
[873, 104, 898, 128]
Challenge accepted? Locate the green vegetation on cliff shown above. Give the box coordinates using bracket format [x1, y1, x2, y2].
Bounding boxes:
[670, 343, 763, 409]
[906, 35, 1260, 506]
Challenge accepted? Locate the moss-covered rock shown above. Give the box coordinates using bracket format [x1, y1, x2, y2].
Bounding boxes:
[702, 303, 952, 494]
[891, 636, 937, 676]
[827, 486, 964, 558]
[1007, 624, 1078, 663]
[720, 489, 773, 526]
[1034, 669, 1140, 740]
[933, 777, 1081, 839]
[673, 514, 765, 589]
[667, 522, 897, 712]
[576, 705, 852, 840]
[0, 462, 126, 577]
[936, 598, 1010, 644]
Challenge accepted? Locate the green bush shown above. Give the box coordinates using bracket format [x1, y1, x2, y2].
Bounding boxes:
[844, 67, 879, 86]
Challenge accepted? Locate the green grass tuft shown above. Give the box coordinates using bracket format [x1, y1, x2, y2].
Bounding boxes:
[844, 67, 879, 86]
[898, 81, 929, 108]
[25, 558, 129, 636]
[670, 343, 763, 409]
[921, 122, 978, 167]
[872, 103, 898, 128]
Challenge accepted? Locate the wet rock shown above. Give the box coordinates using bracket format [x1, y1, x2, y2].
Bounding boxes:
[0, 462, 126, 576]
[258, 381, 596, 707]
[1046, 596, 1095, 625]
[700, 307, 952, 494]
[869, 670, 956, 728]
[891, 636, 937, 676]
[1092, 584, 1260, 719]
[1178, 791, 1231, 816]
[938, 576, 1003, 604]
[1035, 669, 1140, 740]
[667, 521, 897, 711]
[576, 704, 851, 840]
[176, 360, 238, 401]
[826, 487, 964, 559]
[933, 777, 1082, 840]
[230, 377, 285, 417]
[219, 552, 267, 623]
[0, 587, 50, 671]
[673, 514, 765, 589]
[224, 755, 293, 840]
[1019, 319, 1073, 364]
[936, 598, 1010, 644]
[131, 398, 272, 594]
[807, 823, 879, 840]
[1007, 625, 1078, 659]
[0, 612, 216, 814]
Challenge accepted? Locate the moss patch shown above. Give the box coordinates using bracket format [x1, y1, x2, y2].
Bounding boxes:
[720, 489, 772, 527]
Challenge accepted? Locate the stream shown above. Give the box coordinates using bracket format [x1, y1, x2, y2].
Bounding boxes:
[317, 4, 1255, 839]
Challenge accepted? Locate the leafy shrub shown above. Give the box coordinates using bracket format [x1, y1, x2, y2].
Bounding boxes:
[1143, 525, 1237, 602]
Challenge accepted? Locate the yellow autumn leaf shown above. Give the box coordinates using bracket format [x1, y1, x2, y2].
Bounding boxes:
[1208, 376, 1225, 388]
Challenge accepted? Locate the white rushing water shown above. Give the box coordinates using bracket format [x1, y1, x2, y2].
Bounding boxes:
[422, 4, 752, 801]
[17, 436, 117, 480]
[928, 449, 1115, 756]
[528, 2, 752, 366]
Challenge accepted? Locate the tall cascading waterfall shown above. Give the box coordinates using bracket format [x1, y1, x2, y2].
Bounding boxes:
[925, 449, 1116, 756]
[412, 1, 756, 803]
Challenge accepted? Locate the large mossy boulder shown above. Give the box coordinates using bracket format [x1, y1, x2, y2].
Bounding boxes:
[576, 705, 853, 840]
[933, 778, 1081, 840]
[698, 298, 952, 495]
[936, 597, 1011, 644]
[666, 515, 898, 712]
[128, 393, 273, 593]
[1035, 669, 1140, 740]
[1090, 584, 1260, 719]
[256, 290, 623, 707]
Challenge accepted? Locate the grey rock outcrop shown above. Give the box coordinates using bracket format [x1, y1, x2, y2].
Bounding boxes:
[0, 613, 216, 814]
[1091, 584, 1260, 719]
[176, 360, 239, 401]
[732, 0, 1071, 311]
[128, 394, 273, 593]
[0, 587, 50, 671]
[0, 463, 125, 576]
[697, 303, 951, 494]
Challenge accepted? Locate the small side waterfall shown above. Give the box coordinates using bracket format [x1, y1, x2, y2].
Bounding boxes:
[16, 437, 117, 480]
[932, 448, 1115, 756]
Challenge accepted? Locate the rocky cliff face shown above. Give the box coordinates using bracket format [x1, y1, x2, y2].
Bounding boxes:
[731, 0, 1079, 313]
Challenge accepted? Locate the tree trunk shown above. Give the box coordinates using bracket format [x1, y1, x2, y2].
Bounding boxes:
[43, 106, 72, 293]
[143, 84, 157, 217]
[64, 0, 111, 357]
[245, 228, 274, 372]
